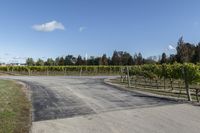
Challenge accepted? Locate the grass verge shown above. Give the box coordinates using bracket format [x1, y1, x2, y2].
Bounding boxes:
[0, 80, 31, 133]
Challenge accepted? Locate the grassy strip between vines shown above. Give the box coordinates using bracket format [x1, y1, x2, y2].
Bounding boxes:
[0, 80, 31, 133]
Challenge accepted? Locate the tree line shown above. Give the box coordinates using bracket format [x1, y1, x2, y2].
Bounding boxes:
[26, 37, 200, 66]
[26, 52, 145, 66]
[160, 37, 200, 64]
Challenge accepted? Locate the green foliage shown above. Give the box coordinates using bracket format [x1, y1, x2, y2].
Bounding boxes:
[0, 64, 200, 81]
[26, 58, 35, 66]
[182, 63, 200, 84]
[128, 63, 200, 84]
[0, 80, 31, 133]
[0, 66, 122, 75]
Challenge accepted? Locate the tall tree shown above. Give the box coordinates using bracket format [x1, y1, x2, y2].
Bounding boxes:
[111, 51, 133, 65]
[45, 58, 55, 66]
[137, 53, 143, 65]
[55, 57, 60, 66]
[76, 55, 83, 65]
[36, 58, 44, 66]
[133, 53, 138, 65]
[127, 56, 134, 65]
[107, 57, 112, 65]
[64, 55, 75, 65]
[160, 52, 167, 64]
[94, 57, 101, 65]
[121, 52, 132, 65]
[58, 57, 65, 66]
[101, 54, 108, 65]
[26, 58, 35, 66]
[192, 43, 200, 63]
[87, 56, 96, 65]
[111, 51, 120, 65]
[169, 54, 177, 64]
[176, 37, 195, 63]
[176, 37, 185, 63]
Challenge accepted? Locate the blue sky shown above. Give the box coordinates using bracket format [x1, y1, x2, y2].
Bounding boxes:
[0, 0, 200, 63]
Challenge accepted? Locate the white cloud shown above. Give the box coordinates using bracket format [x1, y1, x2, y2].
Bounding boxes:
[32, 20, 65, 32]
[168, 45, 176, 50]
[79, 26, 87, 32]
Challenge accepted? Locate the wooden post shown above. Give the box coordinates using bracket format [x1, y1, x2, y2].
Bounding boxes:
[127, 66, 131, 87]
[46, 68, 49, 76]
[156, 79, 159, 89]
[163, 77, 166, 90]
[196, 89, 199, 102]
[135, 78, 137, 88]
[28, 69, 31, 76]
[80, 67, 82, 76]
[64, 68, 66, 76]
[170, 79, 173, 90]
[183, 67, 192, 101]
[120, 67, 123, 82]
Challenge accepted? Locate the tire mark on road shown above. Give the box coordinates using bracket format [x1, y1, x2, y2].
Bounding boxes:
[24, 81, 95, 121]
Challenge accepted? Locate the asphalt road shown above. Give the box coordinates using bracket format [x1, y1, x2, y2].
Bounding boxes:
[1, 76, 200, 133]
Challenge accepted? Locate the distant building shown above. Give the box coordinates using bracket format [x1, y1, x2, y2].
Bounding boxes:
[0, 63, 26, 66]
[8, 63, 26, 66]
[0, 63, 6, 66]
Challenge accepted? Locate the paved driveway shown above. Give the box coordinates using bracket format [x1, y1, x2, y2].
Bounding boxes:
[1, 76, 200, 133]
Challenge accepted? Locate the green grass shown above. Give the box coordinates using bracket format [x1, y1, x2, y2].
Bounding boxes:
[0, 80, 31, 133]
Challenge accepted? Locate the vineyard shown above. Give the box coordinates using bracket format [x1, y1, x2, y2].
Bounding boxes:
[120, 63, 200, 102]
[0, 63, 200, 101]
[0, 66, 122, 76]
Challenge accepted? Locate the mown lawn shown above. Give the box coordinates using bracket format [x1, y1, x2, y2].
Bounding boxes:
[0, 80, 31, 133]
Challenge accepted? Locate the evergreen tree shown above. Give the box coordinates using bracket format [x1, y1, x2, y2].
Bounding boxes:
[58, 57, 65, 66]
[45, 58, 55, 66]
[101, 54, 108, 65]
[76, 55, 83, 65]
[137, 53, 143, 65]
[111, 51, 120, 65]
[192, 43, 200, 63]
[176, 37, 195, 63]
[36, 58, 44, 66]
[55, 57, 60, 66]
[64, 55, 75, 65]
[26, 58, 35, 66]
[160, 52, 167, 64]
[127, 56, 134, 65]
